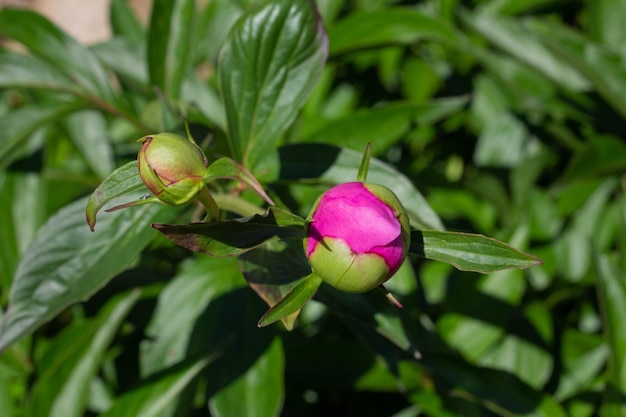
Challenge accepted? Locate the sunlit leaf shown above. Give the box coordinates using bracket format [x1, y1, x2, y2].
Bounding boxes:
[0, 198, 179, 351]
[219, 0, 328, 171]
[85, 161, 146, 231]
[412, 230, 542, 273]
[329, 8, 457, 55]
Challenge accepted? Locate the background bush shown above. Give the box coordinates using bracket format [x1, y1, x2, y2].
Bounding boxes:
[1, 0, 625, 416]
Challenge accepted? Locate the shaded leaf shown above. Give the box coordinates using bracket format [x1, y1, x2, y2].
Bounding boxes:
[240, 239, 312, 330]
[411, 230, 542, 273]
[153, 208, 304, 257]
[594, 252, 626, 416]
[219, 0, 328, 170]
[0, 198, 179, 351]
[208, 337, 284, 417]
[140, 256, 246, 376]
[102, 355, 217, 417]
[27, 290, 140, 417]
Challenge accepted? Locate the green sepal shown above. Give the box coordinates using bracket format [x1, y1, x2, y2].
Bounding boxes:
[257, 273, 323, 328]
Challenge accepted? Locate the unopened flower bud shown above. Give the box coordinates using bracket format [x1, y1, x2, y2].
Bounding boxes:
[137, 133, 208, 205]
[305, 182, 410, 293]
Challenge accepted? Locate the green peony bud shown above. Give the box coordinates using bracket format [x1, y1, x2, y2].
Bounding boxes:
[304, 182, 411, 293]
[137, 133, 208, 205]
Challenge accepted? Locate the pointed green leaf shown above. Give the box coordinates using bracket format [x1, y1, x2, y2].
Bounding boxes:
[301, 99, 467, 155]
[0, 8, 119, 105]
[153, 208, 305, 257]
[91, 38, 148, 91]
[209, 337, 285, 417]
[586, 0, 626, 54]
[411, 230, 542, 273]
[219, 0, 328, 170]
[102, 355, 217, 417]
[529, 19, 626, 120]
[110, 0, 144, 41]
[27, 290, 140, 417]
[64, 110, 115, 179]
[594, 252, 626, 416]
[464, 12, 589, 92]
[0, 50, 76, 91]
[258, 273, 322, 327]
[85, 161, 146, 231]
[203, 157, 275, 205]
[0, 198, 179, 351]
[147, 0, 195, 99]
[140, 256, 245, 376]
[329, 8, 457, 56]
[0, 101, 85, 167]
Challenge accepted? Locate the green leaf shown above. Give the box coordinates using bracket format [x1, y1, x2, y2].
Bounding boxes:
[0, 101, 85, 167]
[218, 0, 328, 170]
[110, 0, 144, 41]
[140, 256, 246, 376]
[0, 172, 46, 292]
[412, 230, 542, 273]
[91, 38, 148, 91]
[0, 198, 179, 351]
[529, 19, 626, 119]
[147, 0, 195, 99]
[257, 273, 322, 328]
[85, 161, 146, 231]
[586, 0, 626, 54]
[0, 8, 119, 105]
[152, 208, 304, 257]
[463, 12, 589, 92]
[64, 110, 115, 179]
[203, 157, 275, 205]
[278, 143, 444, 231]
[0, 50, 76, 91]
[329, 8, 457, 56]
[101, 355, 217, 417]
[563, 136, 626, 183]
[301, 98, 468, 156]
[26, 290, 140, 417]
[594, 252, 626, 416]
[208, 337, 285, 417]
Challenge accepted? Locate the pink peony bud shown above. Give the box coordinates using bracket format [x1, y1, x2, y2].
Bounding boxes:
[305, 182, 411, 293]
[137, 133, 208, 205]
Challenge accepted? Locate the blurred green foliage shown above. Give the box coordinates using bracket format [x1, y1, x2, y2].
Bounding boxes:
[1, 0, 625, 416]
